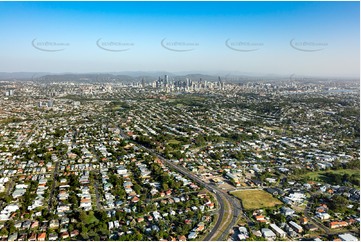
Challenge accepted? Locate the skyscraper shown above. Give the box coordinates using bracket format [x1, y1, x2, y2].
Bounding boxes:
[48, 100, 54, 107]
[141, 78, 145, 88]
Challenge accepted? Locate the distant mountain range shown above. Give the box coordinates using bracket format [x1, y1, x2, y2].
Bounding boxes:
[0, 72, 356, 83]
[0, 72, 265, 83]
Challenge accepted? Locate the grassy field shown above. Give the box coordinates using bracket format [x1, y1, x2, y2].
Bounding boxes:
[301, 169, 359, 181]
[167, 139, 181, 145]
[230, 190, 283, 210]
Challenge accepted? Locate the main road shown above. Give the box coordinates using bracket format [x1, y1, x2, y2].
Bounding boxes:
[118, 129, 242, 240]
[48, 158, 59, 209]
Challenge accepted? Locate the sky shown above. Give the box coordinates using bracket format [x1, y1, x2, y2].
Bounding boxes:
[0, 1, 359, 78]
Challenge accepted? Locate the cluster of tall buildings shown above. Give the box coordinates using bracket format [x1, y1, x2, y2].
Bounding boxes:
[4, 89, 14, 96]
[148, 75, 225, 92]
[38, 100, 54, 108]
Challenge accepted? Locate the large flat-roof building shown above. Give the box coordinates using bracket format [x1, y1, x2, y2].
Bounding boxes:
[338, 233, 358, 241]
[261, 228, 276, 240]
[289, 221, 303, 233]
[270, 223, 287, 238]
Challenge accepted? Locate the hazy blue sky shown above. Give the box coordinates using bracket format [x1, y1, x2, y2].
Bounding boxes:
[0, 1, 359, 78]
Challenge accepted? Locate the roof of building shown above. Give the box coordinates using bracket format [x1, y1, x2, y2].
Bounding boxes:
[338, 233, 359, 241]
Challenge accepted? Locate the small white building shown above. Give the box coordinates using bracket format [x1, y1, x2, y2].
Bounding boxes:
[261, 228, 276, 240]
[188, 232, 197, 239]
[270, 223, 287, 238]
[289, 221, 303, 233]
[338, 233, 358, 241]
[316, 212, 331, 220]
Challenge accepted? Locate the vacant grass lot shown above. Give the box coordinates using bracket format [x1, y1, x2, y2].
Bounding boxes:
[230, 190, 283, 210]
[301, 169, 359, 182]
[167, 139, 181, 145]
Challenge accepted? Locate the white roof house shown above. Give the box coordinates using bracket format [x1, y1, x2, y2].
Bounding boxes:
[270, 223, 287, 238]
[261, 228, 276, 239]
[338, 233, 358, 241]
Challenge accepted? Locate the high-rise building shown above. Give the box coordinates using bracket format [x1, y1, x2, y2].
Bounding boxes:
[141, 78, 145, 88]
[4, 89, 14, 96]
[218, 76, 225, 90]
[48, 100, 54, 107]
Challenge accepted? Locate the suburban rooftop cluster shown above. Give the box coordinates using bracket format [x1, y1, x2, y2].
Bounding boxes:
[0, 77, 359, 241]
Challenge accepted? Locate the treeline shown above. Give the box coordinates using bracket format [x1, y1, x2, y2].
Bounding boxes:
[109, 101, 131, 109]
[0, 117, 23, 124]
[325, 172, 359, 186]
[135, 135, 156, 149]
[221, 132, 259, 142]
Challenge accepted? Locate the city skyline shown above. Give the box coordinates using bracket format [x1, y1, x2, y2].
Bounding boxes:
[0, 1, 359, 78]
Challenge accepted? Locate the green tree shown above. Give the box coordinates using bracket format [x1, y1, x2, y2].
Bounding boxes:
[162, 183, 169, 191]
[5, 220, 15, 234]
[0, 227, 8, 236]
[133, 184, 142, 194]
[329, 195, 349, 213]
[94, 210, 108, 222]
[80, 224, 89, 239]
[68, 224, 74, 232]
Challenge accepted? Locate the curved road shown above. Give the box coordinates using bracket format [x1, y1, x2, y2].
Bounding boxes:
[119, 129, 241, 241]
[163, 158, 241, 240]
[153, 152, 241, 240]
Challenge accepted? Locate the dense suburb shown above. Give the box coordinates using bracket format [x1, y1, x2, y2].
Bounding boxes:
[0, 77, 359, 241]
